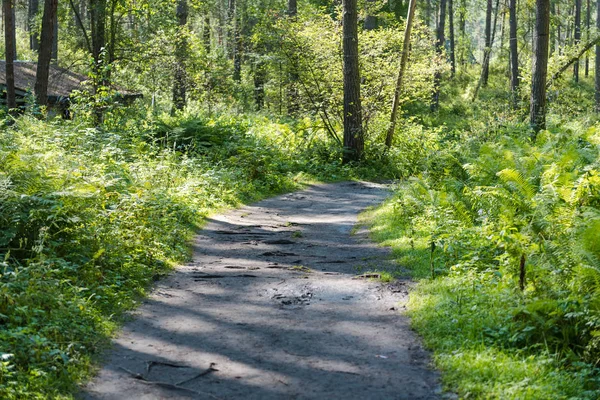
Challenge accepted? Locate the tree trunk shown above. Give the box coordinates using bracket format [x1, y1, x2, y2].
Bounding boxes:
[566, 4, 574, 45]
[231, 0, 243, 82]
[509, 0, 519, 104]
[596, 0, 600, 111]
[70, 0, 92, 54]
[232, 25, 242, 81]
[499, 0, 506, 61]
[287, 0, 299, 115]
[449, 0, 455, 76]
[172, 0, 188, 113]
[459, 0, 466, 66]
[51, 9, 58, 62]
[90, 0, 107, 65]
[556, 1, 561, 54]
[288, 0, 296, 16]
[530, 0, 550, 134]
[474, 0, 500, 99]
[253, 60, 266, 110]
[431, 0, 446, 111]
[386, 0, 416, 148]
[481, 0, 493, 86]
[342, 0, 364, 162]
[4, 0, 16, 110]
[574, 0, 581, 81]
[228, 0, 236, 58]
[585, 0, 590, 76]
[203, 15, 211, 54]
[29, 0, 39, 51]
[108, 0, 117, 64]
[35, 0, 58, 107]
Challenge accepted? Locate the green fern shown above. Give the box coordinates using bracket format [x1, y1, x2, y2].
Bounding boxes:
[496, 168, 537, 200]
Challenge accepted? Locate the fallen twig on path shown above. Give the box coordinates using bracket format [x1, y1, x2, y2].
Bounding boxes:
[353, 273, 381, 279]
[176, 363, 219, 385]
[192, 273, 258, 279]
[119, 366, 223, 399]
[146, 360, 190, 376]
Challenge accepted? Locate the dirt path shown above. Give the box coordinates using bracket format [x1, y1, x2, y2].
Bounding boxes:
[82, 182, 441, 400]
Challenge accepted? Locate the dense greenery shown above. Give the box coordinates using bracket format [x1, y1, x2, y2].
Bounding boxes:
[2, 0, 600, 397]
[366, 76, 600, 398]
[0, 107, 396, 398]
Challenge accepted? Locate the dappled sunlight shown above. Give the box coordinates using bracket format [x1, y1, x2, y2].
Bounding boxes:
[83, 182, 440, 399]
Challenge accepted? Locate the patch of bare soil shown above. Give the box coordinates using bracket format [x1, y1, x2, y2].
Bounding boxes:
[82, 182, 441, 399]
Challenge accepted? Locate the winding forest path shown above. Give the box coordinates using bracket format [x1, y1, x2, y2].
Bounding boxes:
[83, 182, 441, 400]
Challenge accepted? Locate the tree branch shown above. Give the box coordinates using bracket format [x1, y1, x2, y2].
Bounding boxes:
[547, 35, 600, 88]
[69, 0, 92, 55]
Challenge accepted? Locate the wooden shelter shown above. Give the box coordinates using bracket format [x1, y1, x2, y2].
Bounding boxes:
[0, 61, 142, 111]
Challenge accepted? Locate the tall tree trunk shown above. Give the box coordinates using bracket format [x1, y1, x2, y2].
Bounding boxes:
[70, 0, 92, 54]
[566, 4, 574, 45]
[574, 0, 581, 81]
[4, 0, 16, 110]
[530, 0, 550, 134]
[227, 0, 236, 58]
[550, 0, 555, 55]
[108, 0, 117, 64]
[35, 0, 58, 107]
[431, 0, 446, 111]
[585, 0, 590, 76]
[203, 15, 211, 53]
[459, 0, 466, 66]
[449, 0, 456, 76]
[231, 0, 243, 82]
[90, 0, 106, 65]
[481, 0, 493, 86]
[172, 0, 188, 113]
[232, 25, 242, 81]
[253, 60, 266, 110]
[342, 0, 363, 162]
[556, 1, 561, 54]
[509, 0, 519, 105]
[499, 0, 506, 60]
[51, 10, 58, 62]
[473, 0, 500, 99]
[287, 0, 299, 115]
[386, 0, 416, 148]
[29, 0, 39, 51]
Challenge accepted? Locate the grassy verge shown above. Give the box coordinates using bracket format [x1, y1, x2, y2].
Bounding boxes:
[0, 112, 381, 399]
[365, 181, 600, 399]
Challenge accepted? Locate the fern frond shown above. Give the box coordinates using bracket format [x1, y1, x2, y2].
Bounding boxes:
[497, 168, 537, 200]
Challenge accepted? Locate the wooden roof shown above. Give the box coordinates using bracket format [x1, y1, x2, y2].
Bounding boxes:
[0, 60, 141, 102]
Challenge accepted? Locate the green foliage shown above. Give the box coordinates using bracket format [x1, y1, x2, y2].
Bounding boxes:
[0, 110, 395, 398]
[366, 99, 600, 398]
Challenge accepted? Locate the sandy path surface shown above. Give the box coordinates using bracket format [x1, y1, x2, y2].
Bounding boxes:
[82, 181, 441, 399]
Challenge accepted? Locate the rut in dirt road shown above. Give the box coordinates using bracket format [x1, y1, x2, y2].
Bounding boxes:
[83, 181, 441, 400]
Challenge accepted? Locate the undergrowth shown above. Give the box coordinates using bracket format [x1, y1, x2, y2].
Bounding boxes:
[366, 77, 600, 399]
[0, 110, 394, 399]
